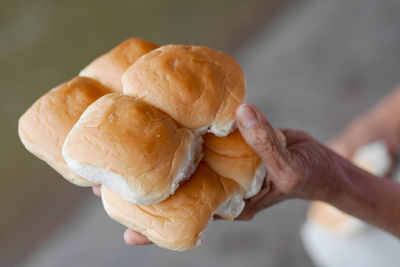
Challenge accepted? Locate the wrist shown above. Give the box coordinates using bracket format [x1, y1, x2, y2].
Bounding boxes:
[301, 148, 352, 203]
[315, 149, 355, 202]
[322, 155, 370, 210]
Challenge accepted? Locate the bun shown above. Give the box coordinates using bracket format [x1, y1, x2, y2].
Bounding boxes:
[122, 45, 246, 136]
[80, 38, 158, 92]
[101, 163, 242, 251]
[63, 93, 202, 205]
[203, 130, 266, 198]
[18, 77, 112, 186]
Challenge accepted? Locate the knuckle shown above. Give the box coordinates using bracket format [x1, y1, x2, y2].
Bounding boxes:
[296, 130, 313, 140]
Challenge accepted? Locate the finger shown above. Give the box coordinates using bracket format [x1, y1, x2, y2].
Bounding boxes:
[236, 182, 288, 221]
[247, 186, 287, 211]
[124, 229, 152, 246]
[236, 103, 285, 157]
[92, 185, 102, 197]
[236, 104, 299, 193]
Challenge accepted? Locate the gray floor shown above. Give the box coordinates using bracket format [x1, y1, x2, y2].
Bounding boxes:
[20, 0, 400, 266]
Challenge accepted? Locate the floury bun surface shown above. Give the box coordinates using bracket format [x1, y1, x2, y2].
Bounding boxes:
[63, 93, 203, 205]
[101, 163, 242, 251]
[122, 45, 246, 136]
[18, 77, 112, 186]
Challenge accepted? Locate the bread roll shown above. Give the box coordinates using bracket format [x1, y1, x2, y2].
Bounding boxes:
[101, 163, 242, 251]
[63, 93, 203, 205]
[122, 45, 246, 136]
[80, 38, 158, 91]
[18, 77, 112, 186]
[203, 130, 266, 198]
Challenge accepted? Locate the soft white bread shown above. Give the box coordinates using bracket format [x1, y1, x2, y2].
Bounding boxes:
[80, 38, 158, 92]
[18, 77, 112, 186]
[63, 93, 202, 205]
[122, 45, 246, 136]
[203, 130, 266, 199]
[101, 163, 243, 251]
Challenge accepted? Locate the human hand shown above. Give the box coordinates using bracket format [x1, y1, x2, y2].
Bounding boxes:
[234, 103, 349, 220]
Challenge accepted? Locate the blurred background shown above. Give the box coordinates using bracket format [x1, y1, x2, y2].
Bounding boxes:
[2, 0, 400, 266]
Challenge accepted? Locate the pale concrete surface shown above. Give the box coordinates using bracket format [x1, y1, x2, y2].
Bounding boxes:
[20, 0, 400, 266]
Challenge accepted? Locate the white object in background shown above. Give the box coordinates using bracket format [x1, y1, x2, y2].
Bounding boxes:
[352, 140, 392, 176]
[301, 220, 400, 267]
[301, 140, 398, 267]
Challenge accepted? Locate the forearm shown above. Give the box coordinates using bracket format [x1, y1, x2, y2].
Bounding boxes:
[368, 86, 400, 130]
[326, 159, 400, 237]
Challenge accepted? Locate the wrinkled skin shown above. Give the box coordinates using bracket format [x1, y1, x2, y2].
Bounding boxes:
[233, 104, 350, 220]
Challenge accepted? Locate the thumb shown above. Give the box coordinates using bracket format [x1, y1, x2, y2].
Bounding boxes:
[236, 104, 299, 193]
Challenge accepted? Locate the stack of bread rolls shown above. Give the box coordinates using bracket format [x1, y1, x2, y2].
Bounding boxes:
[18, 38, 267, 251]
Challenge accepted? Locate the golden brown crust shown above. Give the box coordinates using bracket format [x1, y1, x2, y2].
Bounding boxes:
[203, 130, 255, 157]
[102, 163, 241, 251]
[203, 148, 261, 188]
[203, 130, 262, 194]
[63, 93, 196, 203]
[122, 45, 246, 132]
[18, 77, 112, 186]
[80, 38, 158, 92]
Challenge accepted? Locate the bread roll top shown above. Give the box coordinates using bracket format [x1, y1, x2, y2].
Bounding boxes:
[18, 77, 112, 186]
[80, 38, 158, 91]
[63, 93, 199, 204]
[122, 45, 246, 135]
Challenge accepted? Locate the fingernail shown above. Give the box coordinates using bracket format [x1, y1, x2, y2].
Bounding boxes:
[237, 104, 258, 129]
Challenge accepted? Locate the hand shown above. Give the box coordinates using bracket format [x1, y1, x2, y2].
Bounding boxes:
[92, 185, 152, 245]
[235, 103, 349, 220]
